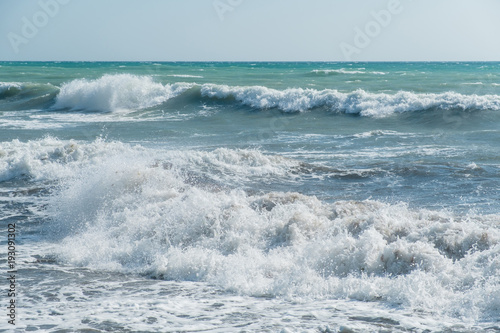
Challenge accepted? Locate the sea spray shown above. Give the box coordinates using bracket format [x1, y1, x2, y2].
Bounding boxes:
[31, 138, 499, 321]
[53, 74, 193, 112]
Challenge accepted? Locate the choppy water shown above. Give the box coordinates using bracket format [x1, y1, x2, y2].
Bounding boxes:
[1, 62, 500, 332]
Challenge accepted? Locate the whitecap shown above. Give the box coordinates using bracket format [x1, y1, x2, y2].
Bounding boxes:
[201, 84, 500, 116]
[53, 74, 193, 112]
[167, 74, 204, 78]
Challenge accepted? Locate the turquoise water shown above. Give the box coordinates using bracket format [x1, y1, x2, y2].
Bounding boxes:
[1, 62, 500, 332]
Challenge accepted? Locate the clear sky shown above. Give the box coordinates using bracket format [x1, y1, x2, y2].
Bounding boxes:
[1, 0, 500, 61]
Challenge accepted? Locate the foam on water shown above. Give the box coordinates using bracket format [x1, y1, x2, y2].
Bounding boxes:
[0, 137, 304, 183]
[311, 69, 386, 75]
[0, 137, 136, 182]
[24, 138, 498, 324]
[201, 84, 500, 115]
[53, 74, 193, 112]
[167, 74, 204, 78]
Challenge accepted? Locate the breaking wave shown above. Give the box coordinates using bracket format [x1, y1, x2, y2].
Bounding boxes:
[3, 74, 500, 117]
[53, 74, 194, 112]
[44, 138, 499, 321]
[201, 84, 500, 116]
[2, 137, 499, 321]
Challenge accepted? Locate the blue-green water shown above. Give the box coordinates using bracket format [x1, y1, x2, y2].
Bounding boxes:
[1, 62, 500, 332]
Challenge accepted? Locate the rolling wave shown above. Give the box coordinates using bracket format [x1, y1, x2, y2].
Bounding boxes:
[201, 84, 500, 116]
[2, 74, 500, 116]
[0, 81, 58, 100]
[0, 82, 23, 98]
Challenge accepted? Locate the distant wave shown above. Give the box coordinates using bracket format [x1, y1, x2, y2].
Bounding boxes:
[201, 84, 500, 116]
[311, 69, 386, 75]
[461, 82, 484, 85]
[53, 74, 194, 112]
[167, 74, 204, 78]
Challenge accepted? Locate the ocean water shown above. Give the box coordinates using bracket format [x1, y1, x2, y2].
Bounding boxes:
[1, 61, 500, 332]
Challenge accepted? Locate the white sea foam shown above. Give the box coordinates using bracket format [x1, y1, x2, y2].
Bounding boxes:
[0, 137, 136, 182]
[0, 118, 69, 130]
[461, 82, 484, 85]
[201, 84, 500, 116]
[0, 137, 299, 185]
[354, 130, 399, 137]
[2, 137, 500, 323]
[312, 69, 366, 75]
[311, 69, 386, 75]
[53, 74, 193, 112]
[167, 74, 204, 78]
[12, 138, 491, 323]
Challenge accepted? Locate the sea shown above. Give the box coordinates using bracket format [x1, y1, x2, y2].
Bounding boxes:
[1, 61, 500, 332]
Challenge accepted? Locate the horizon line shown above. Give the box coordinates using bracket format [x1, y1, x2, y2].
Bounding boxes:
[1, 60, 500, 63]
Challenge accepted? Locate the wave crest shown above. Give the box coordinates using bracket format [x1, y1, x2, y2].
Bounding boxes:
[5, 75, 499, 117]
[0, 82, 23, 98]
[53, 74, 193, 112]
[0, 82, 58, 102]
[201, 84, 500, 116]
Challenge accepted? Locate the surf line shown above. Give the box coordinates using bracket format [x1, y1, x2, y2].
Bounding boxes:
[6, 223, 17, 326]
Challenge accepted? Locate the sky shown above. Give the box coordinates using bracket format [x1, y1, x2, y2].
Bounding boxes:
[1, 0, 500, 62]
